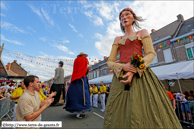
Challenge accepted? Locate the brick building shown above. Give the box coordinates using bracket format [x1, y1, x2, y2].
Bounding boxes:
[88, 14, 194, 83]
[6, 60, 28, 76]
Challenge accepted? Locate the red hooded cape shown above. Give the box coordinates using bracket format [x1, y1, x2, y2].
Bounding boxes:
[71, 56, 88, 83]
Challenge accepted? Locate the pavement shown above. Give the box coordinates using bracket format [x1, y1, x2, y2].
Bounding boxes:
[42, 103, 104, 129]
[1, 103, 193, 129]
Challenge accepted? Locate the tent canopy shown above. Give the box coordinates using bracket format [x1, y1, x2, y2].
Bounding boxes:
[151, 60, 193, 80]
[89, 60, 194, 84]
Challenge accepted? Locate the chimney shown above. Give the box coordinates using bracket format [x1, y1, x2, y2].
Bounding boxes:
[6, 63, 11, 70]
[19, 63, 21, 66]
[14, 60, 17, 63]
[104, 56, 107, 60]
[94, 62, 97, 65]
[98, 60, 102, 62]
[177, 14, 184, 22]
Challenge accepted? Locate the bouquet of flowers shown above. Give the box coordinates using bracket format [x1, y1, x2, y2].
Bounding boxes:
[130, 53, 145, 69]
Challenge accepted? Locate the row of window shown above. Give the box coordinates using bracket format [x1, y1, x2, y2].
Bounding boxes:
[88, 68, 108, 79]
[149, 48, 173, 66]
[151, 42, 194, 66]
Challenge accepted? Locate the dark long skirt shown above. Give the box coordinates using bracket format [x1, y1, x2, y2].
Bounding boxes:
[50, 84, 64, 104]
[64, 76, 91, 113]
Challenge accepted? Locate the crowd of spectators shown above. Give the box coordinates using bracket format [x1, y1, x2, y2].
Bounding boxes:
[0, 83, 16, 99]
[165, 89, 194, 123]
[88, 82, 110, 112]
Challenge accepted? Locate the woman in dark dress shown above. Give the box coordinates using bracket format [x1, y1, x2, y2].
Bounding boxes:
[64, 52, 91, 118]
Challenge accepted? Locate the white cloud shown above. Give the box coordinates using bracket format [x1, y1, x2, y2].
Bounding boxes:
[61, 40, 70, 43]
[54, 44, 68, 52]
[84, 11, 93, 17]
[26, 26, 36, 33]
[0, 14, 6, 17]
[28, 4, 41, 17]
[83, 12, 104, 26]
[69, 24, 78, 32]
[1, 35, 24, 45]
[130, 1, 193, 32]
[49, 43, 76, 55]
[94, 1, 117, 21]
[93, 16, 104, 26]
[1, 22, 26, 33]
[94, 33, 103, 39]
[39, 37, 47, 42]
[39, 52, 48, 57]
[0, 2, 8, 10]
[41, 8, 54, 26]
[78, 34, 84, 38]
[27, 4, 55, 27]
[69, 52, 75, 55]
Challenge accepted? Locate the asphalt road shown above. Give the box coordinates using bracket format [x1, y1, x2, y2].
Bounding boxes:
[1, 103, 191, 129]
[42, 103, 104, 129]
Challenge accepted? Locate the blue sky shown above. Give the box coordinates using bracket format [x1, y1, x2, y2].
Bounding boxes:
[0, 1, 193, 81]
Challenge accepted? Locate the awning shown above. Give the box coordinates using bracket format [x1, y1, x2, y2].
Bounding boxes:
[151, 60, 194, 80]
[89, 60, 194, 84]
[89, 74, 113, 84]
[0, 80, 16, 83]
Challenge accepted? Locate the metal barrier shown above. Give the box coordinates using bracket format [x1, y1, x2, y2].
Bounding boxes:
[175, 100, 194, 126]
[0, 97, 11, 120]
[9, 99, 15, 116]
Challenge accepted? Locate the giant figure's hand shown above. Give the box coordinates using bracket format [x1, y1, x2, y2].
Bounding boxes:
[122, 63, 131, 72]
[120, 72, 135, 84]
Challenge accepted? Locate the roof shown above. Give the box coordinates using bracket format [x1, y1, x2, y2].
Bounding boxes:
[92, 58, 108, 70]
[7, 69, 18, 76]
[0, 58, 9, 76]
[151, 20, 181, 41]
[176, 17, 194, 37]
[11, 61, 27, 73]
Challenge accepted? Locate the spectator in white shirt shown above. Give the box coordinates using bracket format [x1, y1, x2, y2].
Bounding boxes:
[11, 83, 16, 92]
[5, 84, 11, 93]
[173, 92, 191, 122]
[0, 83, 11, 92]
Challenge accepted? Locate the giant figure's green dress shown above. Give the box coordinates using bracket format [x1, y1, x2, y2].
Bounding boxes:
[103, 35, 182, 129]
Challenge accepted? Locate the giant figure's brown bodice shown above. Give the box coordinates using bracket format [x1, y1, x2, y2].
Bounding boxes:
[118, 37, 143, 63]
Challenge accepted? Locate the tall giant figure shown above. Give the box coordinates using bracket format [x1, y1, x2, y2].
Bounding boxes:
[50, 61, 65, 106]
[103, 8, 182, 128]
[64, 52, 91, 118]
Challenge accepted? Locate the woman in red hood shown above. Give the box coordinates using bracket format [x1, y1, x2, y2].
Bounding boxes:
[64, 52, 91, 119]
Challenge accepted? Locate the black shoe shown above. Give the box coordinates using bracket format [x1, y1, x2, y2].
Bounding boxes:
[76, 116, 82, 119]
[80, 114, 86, 118]
[55, 103, 64, 106]
[50, 103, 56, 106]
